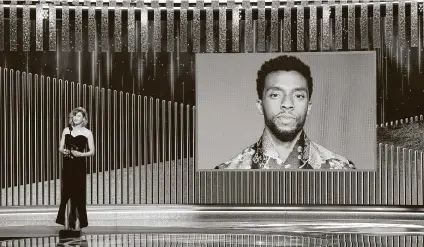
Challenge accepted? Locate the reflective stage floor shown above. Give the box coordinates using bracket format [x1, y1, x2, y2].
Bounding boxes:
[1, 223, 424, 247]
[1, 205, 424, 246]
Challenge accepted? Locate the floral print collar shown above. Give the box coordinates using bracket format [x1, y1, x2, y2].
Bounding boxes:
[215, 130, 356, 170]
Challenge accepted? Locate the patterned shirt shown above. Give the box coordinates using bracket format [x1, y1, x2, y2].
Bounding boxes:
[215, 130, 355, 170]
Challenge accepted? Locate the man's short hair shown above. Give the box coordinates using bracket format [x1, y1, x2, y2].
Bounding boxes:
[256, 55, 313, 100]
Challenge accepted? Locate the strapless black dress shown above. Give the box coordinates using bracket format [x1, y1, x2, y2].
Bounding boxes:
[55, 134, 88, 229]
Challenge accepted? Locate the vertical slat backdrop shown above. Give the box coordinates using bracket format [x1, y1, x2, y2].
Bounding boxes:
[0, 1, 423, 121]
[1, 1, 424, 206]
[0, 68, 423, 206]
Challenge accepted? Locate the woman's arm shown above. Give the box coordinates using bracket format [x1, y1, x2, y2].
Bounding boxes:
[72, 130, 95, 157]
[84, 130, 95, 157]
[58, 128, 70, 155]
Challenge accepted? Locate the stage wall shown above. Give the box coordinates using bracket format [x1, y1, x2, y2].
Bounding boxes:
[0, 0, 423, 206]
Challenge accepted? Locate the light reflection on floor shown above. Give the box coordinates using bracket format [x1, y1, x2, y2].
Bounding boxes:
[0, 234, 344, 247]
[1, 233, 424, 247]
[1, 222, 424, 247]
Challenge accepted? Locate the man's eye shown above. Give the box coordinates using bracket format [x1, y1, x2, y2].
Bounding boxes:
[270, 93, 280, 98]
[295, 94, 306, 99]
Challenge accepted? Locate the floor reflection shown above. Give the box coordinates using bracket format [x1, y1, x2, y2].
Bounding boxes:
[57, 238, 88, 247]
[1, 220, 424, 247]
[1, 232, 423, 247]
[2, 234, 339, 247]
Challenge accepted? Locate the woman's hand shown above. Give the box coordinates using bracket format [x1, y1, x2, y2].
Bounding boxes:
[71, 150, 84, 157]
[62, 149, 70, 155]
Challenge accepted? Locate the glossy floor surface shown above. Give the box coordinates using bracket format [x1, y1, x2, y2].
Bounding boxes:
[1, 205, 424, 246]
[1, 220, 424, 247]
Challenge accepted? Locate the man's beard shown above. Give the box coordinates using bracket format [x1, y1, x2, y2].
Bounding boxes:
[264, 114, 306, 142]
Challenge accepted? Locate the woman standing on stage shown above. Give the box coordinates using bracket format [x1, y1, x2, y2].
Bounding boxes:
[56, 107, 95, 230]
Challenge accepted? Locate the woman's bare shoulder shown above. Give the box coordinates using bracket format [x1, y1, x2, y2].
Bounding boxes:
[83, 127, 93, 136]
[62, 127, 71, 134]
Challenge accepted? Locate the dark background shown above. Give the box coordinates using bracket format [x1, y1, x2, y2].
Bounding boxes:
[0, 5, 423, 124]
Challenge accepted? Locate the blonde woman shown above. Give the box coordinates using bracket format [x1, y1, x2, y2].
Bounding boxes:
[55, 107, 95, 230]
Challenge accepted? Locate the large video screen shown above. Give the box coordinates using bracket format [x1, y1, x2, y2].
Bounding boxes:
[196, 52, 376, 170]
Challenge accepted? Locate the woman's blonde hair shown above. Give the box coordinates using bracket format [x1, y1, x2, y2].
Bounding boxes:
[68, 107, 89, 127]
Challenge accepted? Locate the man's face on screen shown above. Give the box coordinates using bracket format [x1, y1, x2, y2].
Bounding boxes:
[257, 70, 311, 142]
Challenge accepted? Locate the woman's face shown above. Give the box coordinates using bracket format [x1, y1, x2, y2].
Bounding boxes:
[73, 112, 85, 126]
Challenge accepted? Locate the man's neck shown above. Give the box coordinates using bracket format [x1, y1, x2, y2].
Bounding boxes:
[264, 128, 302, 155]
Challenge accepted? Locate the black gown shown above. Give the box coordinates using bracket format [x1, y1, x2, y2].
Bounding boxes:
[56, 133, 88, 229]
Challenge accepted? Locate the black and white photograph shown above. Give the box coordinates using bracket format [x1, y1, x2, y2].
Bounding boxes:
[0, 0, 424, 246]
[196, 52, 376, 170]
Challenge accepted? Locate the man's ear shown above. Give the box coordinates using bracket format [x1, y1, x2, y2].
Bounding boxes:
[306, 101, 312, 117]
[256, 99, 264, 115]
